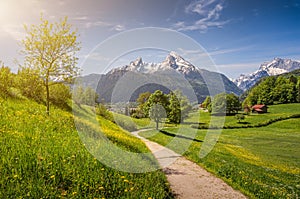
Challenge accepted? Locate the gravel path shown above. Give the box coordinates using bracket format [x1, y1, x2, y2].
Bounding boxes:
[131, 129, 247, 199]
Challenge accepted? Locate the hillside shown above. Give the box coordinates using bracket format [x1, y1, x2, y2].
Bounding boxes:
[0, 98, 172, 198]
[243, 69, 300, 106]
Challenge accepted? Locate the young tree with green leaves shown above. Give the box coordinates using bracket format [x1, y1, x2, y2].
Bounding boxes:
[202, 96, 211, 109]
[235, 114, 245, 123]
[149, 104, 167, 130]
[144, 90, 169, 129]
[21, 16, 80, 115]
[168, 90, 192, 123]
[211, 92, 240, 115]
[226, 93, 241, 114]
[168, 92, 181, 124]
[134, 91, 151, 118]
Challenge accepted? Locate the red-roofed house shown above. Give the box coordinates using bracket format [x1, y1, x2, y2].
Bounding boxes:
[251, 104, 268, 113]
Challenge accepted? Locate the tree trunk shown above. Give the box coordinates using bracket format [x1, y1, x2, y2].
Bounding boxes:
[155, 120, 159, 130]
[46, 82, 50, 116]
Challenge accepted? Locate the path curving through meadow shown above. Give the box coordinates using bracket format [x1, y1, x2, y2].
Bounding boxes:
[131, 129, 247, 199]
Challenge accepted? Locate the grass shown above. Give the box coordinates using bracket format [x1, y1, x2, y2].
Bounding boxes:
[187, 103, 300, 128]
[112, 112, 174, 131]
[0, 98, 173, 198]
[139, 104, 300, 198]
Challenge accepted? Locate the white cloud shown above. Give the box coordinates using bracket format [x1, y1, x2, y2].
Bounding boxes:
[174, 0, 228, 32]
[83, 52, 111, 62]
[1, 24, 25, 41]
[217, 62, 261, 69]
[111, 24, 125, 32]
[72, 16, 88, 21]
[208, 46, 254, 56]
[85, 20, 111, 29]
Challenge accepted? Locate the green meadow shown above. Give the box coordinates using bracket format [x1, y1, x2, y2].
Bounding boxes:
[0, 98, 173, 198]
[140, 104, 300, 198]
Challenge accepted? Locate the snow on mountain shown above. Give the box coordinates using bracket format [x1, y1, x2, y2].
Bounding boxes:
[99, 51, 241, 103]
[233, 58, 300, 91]
[108, 51, 198, 75]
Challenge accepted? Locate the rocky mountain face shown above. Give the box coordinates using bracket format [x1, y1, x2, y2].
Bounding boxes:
[233, 58, 300, 91]
[92, 51, 242, 103]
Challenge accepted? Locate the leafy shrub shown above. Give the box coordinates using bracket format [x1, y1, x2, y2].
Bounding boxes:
[0, 66, 14, 97]
[49, 83, 71, 108]
[15, 67, 44, 102]
[95, 104, 114, 122]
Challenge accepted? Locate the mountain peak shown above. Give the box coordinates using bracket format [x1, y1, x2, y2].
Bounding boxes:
[130, 57, 143, 67]
[234, 57, 300, 91]
[109, 52, 198, 74]
[169, 51, 181, 58]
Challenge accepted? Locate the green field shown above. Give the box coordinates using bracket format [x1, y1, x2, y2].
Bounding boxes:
[186, 103, 300, 129]
[0, 98, 173, 198]
[140, 104, 300, 198]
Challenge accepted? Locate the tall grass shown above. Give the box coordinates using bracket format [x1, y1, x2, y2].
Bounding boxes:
[0, 98, 173, 198]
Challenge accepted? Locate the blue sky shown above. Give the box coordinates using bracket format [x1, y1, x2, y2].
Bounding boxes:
[0, 0, 300, 78]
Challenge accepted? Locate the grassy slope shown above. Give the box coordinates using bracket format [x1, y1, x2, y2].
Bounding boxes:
[140, 104, 300, 199]
[0, 98, 172, 198]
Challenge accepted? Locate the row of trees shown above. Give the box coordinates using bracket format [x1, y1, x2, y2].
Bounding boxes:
[132, 90, 192, 129]
[201, 93, 241, 115]
[244, 75, 300, 106]
[0, 65, 71, 108]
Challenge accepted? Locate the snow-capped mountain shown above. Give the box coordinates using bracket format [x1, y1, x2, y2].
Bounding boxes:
[95, 52, 242, 103]
[233, 58, 300, 91]
[108, 51, 197, 75]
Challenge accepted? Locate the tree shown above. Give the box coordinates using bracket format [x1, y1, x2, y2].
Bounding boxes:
[144, 90, 169, 129]
[168, 92, 181, 124]
[83, 87, 98, 106]
[211, 93, 240, 115]
[211, 93, 226, 114]
[73, 86, 98, 106]
[226, 93, 240, 114]
[297, 79, 300, 103]
[168, 91, 192, 123]
[73, 86, 85, 105]
[15, 67, 44, 102]
[21, 15, 80, 115]
[0, 64, 14, 97]
[201, 96, 211, 109]
[49, 83, 71, 107]
[134, 92, 151, 118]
[235, 114, 245, 123]
[149, 103, 167, 130]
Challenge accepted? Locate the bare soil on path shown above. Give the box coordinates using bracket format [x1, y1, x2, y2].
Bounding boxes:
[131, 129, 247, 199]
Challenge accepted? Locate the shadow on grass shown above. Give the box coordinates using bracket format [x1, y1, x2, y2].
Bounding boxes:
[159, 130, 203, 143]
[237, 121, 250, 124]
[182, 122, 207, 125]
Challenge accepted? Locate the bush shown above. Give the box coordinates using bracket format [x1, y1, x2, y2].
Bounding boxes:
[49, 83, 71, 107]
[235, 114, 245, 123]
[95, 104, 114, 122]
[15, 68, 44, 102]
[0, 66, 14, 97]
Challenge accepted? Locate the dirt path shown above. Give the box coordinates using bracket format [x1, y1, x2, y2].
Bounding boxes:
[131, 129, 247, 199]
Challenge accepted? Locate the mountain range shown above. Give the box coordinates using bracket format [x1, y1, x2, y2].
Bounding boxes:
[233, 58, 300, 91]
[80, 51, 242, 103]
